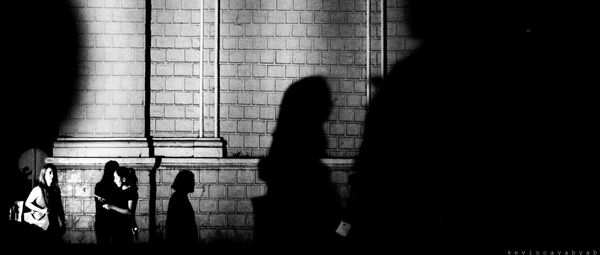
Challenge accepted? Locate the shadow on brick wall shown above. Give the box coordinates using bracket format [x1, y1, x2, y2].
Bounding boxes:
[2, 0, 81, 247]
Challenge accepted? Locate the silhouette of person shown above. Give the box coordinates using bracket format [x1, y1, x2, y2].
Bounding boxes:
[166, 170, 198, 247]
[255, 76, 341, 250]
[24, 164, 67, 244]
[94, 160, 119, 245]
[340, 0, 600, 253]
[102, 167, 139, 245]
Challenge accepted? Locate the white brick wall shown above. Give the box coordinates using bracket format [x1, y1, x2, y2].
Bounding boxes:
[60, 0, 412, 157]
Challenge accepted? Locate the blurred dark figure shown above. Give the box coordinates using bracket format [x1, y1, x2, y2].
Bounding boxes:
[166, 170, 198, 247]
[255, 76, 342, 250]
[1, 0, 79, 250]
[342, 0, 598, 253]
[94, 160, 120, 245]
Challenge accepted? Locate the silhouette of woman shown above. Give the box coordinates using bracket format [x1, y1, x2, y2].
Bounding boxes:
[166, 170, 197, 246]
[94, 160, 119, 245]
[102, 167, 138, 245]
[256, 76, 341, 249]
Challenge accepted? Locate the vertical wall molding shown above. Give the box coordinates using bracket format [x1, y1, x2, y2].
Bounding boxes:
[213, 0, 220, 138]
[366, 0, 371, 103]
[381, 0, 387, 78]
[199, 0, 205, 137]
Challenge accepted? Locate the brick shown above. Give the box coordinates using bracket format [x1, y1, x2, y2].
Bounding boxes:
[228, 186, 246, 198]
[339, 137, 354, 149]
[74, 215, 94, 229]
[260, 79, 274, 91]
[200, 229, 216, 242]
[238, 65, 252, 77]
[245, 135, 259, 147]
[174, 63, 193, 75]
[200, 199, 218, 212]
[276, 24, 292, 36]
[307, 0, 321, 10]
[245, 80, 259, 90]
[267, 93, 283, 105]
[243, 24, 259, 37]
[322, 52, 338, 64]
[259, 135, 273, 148]
[315, 12, 329, 24]
[218, 200, 236, 212]
[260, 107, 275, 119]
[306, 52, 320, 64]
[254, 38, 267, 49]
[223, 137, 242, 150]
[340, 109, 354, 121]
[267, 66, 284, 77]
[277, 0, 293, 10]
[221, 64, 237, 77]
[237, 121, 251, 132]
[245, 106, 260, 118]
[323, 26, 339, 37]
[175, 92, 193, 104]
[247, 185, 265, 197]
[276, 51, 291, 64]
[285, 66, 299, 77]
[165, 77, 184, 91]
[175, 119, 193, 131]
[347, 123, 362, 135]
[260, 51, 274, 63]
[238, 93, 252, 104]
[237, 170, 255, 183]
[209, 185, 226, 198]
[239, 38, 253, 49]
[111, 120, 129, 134]
[228, 215, 246, 227]
[199, 170, 218, 183]
[229, 106, 244, 118]
[252, 65, 267, 77]
[292, 25, 306, 36]
[238, 201, 253, 213]
[330, 122, 345, 135]
[252, 10, 266, 23]
[274, 79, 290, 91]
[331, 12, 345, 24]
[245, 51, 260, 63]
[222, 120, 237, 132]
[313, 38, 328, 50]
[267, 38, 285, 50]
[246, 0, 260, 9]
[307, 25, 320, 36]
[74, 185, 91, 197]
[219, 170, 236, 183]
[300, 12, 313, 24]
[166, 0, 181, 10]
[261, 0, 276, 10]
[252, 93, 267, 104]
[299, 37, 312, 50]
[66, 199, 82, 213]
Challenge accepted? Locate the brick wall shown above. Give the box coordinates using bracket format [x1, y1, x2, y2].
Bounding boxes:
[51, 158, 352, 244]
[61, 0, 147, 137]
[60, 0, 416, 158]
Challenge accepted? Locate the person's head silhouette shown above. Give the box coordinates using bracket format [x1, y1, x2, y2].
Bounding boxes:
[268, 76, 332, 159]
[101, 160, 120, 184]
[171, 170, 195, 194]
